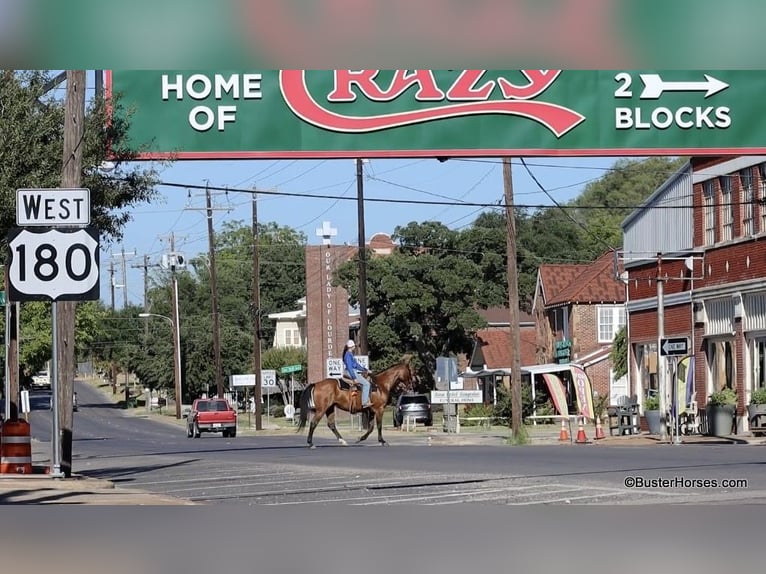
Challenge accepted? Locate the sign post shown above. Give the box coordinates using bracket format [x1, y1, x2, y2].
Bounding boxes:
[9, 188, 97, 477]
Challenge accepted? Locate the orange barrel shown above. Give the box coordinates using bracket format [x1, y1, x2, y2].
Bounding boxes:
[1, 420, 32, 474]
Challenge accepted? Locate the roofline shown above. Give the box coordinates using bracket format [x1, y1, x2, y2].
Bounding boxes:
[621, 161, 692, 230]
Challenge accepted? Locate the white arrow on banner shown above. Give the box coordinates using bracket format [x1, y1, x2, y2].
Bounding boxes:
[639, 74, 729, 99]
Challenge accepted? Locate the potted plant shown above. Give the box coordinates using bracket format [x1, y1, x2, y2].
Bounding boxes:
[643, 394, 661, 434]
[707, 387, 737, 436]
[747, 388, 766, 431]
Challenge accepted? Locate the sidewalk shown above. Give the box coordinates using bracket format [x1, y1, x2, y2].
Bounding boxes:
[0, 439, 196, 505]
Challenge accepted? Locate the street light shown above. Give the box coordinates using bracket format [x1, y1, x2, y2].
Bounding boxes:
[139, 312, 183, 419]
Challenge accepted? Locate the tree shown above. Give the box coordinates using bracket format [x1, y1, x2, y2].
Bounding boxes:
[610, 326, 628, 380]
[0, 70, 164, 397]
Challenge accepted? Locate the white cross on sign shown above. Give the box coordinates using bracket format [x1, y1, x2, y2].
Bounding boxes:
[316, 221, 338, 245]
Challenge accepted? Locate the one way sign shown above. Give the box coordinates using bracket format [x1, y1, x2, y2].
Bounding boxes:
[661, 337, 689, 356]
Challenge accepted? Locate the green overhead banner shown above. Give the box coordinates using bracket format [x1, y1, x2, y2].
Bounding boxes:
[107, 70, 766, 159]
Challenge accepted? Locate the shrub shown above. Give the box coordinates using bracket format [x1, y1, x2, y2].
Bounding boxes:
[708, 387, 737, 406]
[644, 395, 660, 410]
[463, 403, 494, 426]
[750, 388, 766, 405]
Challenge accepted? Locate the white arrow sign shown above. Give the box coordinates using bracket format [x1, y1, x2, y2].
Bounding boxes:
[639, 74, 729, 99]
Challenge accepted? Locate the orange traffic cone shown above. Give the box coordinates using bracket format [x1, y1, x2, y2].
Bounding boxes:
[559, 418, 570, 442]
[594, 415, 605, 440]
[575, 416, 588, 444]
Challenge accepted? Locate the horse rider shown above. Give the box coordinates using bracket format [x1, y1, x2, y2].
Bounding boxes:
[342, 339, 372, 408]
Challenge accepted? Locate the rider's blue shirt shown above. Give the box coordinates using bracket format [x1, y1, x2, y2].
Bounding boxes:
[343, 351, 366, 380]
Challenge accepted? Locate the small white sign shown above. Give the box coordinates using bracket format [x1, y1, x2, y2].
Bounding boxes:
[7, 227, 100, 301]
[430, 390, 483, 404]
[17, 188, 90, 227]
[230, 371, 277, 388]
[327, 358, 343, 378]
[262, 369, 277, 388]
[327, 355, 369, 378]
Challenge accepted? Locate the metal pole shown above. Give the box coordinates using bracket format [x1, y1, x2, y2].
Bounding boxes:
[356, 158, 369, 354]
[4, 290, 10, 421]
[657, 254, 667, 441]
[51, 303, 62, 476]
[252, 191, 263, 431]
[172, 277, 182, 419]
[672, 357, 681, 445]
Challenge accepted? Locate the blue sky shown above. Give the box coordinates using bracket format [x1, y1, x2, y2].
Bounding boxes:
[102, 155, 626, 309]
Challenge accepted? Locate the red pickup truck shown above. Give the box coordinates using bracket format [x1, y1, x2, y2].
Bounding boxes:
[186, 398, 238, 438]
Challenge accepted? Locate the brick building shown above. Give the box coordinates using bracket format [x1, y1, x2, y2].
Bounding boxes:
[621, 156, 766, 433]
[533, 251, 627, 403]
[304, 225, 396, 384]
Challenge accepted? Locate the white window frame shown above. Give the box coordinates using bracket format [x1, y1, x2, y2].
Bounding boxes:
[597, 305, 626, 343]
[720, 175, 733, 241]
[741, 168, 754, 237]
[760, 164, 766, 233]
[703, 180, 717, 246]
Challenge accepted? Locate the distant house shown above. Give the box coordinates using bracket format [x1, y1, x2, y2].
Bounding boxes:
[463, 307, 537, 403]
[533, 251, 627, 404]
[268, 296, 359, 349]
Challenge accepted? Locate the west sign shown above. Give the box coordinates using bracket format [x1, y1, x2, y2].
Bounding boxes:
[106, 70, 765, 159]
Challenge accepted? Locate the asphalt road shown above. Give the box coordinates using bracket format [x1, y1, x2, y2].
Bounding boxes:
[25, 381, 766, 505]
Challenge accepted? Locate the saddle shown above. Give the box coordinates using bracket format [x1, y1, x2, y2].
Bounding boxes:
[335, 376, 377, 393]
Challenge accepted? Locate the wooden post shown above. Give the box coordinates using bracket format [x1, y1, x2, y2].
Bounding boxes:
[252, 191, 263, 431]
[503, 157, 523, 439]
[58, 70, 86, 477]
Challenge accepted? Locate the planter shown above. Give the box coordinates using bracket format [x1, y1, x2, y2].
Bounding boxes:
[707, 404, 736, 436]
[644, 410, 661, 434]
[747, 403, 766, 420]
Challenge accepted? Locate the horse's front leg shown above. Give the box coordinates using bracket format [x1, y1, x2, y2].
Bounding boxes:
[326, 408, 348, 446]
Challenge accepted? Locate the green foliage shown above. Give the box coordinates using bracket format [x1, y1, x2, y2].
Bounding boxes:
[463, 403, 494, 425]
[708, 387, 737, 406]
[750, 388, 766, 405]
[610, 326, 628, 380]
[593, 393, 610, 420]
[644, 395, 660, 410]
[492, 381, 534, 421]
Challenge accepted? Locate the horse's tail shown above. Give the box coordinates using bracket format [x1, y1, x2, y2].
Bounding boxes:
[296, 384, 313, 432]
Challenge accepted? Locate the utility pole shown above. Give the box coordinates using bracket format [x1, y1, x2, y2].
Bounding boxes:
[112, 247, 136, 309]
[503, 157, 523, 439]
[109, 260, 115, 312]
[169, 233, 183, 419]
[657, 253, 667, 441]
[356, 159, 369, 355]
[131, 255, 151, 343]
[56, 69, 85, 478]
[206, 183, 224, 398]
[252, 191, 263, 431]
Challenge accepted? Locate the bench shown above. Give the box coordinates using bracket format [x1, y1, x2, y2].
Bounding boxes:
[607, 404, 640, 436]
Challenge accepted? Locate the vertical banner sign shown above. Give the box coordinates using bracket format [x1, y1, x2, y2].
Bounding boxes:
[674, 355, 694, 417]
[541, 373, 570, 417]
[570, 365, 594, 420]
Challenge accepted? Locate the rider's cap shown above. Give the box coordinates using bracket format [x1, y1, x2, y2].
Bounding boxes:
[346, 339, 355, 348]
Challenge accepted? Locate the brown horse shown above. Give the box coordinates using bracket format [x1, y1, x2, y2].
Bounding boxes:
[296, 357, 417, 448]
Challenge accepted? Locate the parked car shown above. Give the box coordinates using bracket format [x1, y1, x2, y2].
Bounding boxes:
[393, 393, 432, 427]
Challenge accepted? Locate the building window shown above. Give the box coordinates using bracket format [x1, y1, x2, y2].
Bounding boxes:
[703, 180, 717, 245]
[752, 338, 766, 392]
[760, 164, 766, 233]
[597, 305, 626, 343]
[283, 328, 301, 347]
[707, 338, 735, 393]
[720, 175, 734, 241]
[741, 168, 754, 236]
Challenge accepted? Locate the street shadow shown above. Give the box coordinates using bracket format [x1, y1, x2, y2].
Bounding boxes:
[0, 489, 86, 505]
[79, 458, 201, 482]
